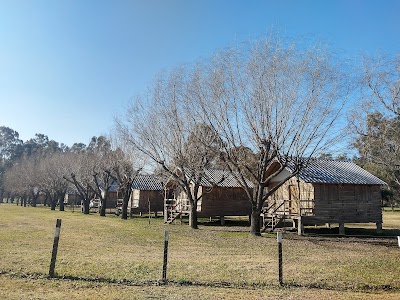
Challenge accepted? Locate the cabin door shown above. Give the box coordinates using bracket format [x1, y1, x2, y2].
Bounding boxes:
[288, 185, 299, 215]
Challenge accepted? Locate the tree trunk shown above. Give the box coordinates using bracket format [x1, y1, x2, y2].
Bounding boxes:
[250, 209, 262, 236]
[100, 197, 106, 217]
[121, 191, 130, 220]
[59, 193, 65, 211]
[82, 199, 90, 214]
[189, 203, 198, 229]
[31, 194, 38, 207]
[50, 194, 56, 210]
[23, 196, 27, 207]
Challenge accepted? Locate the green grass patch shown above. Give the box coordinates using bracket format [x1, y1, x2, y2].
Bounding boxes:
[0, 203, 400, 299]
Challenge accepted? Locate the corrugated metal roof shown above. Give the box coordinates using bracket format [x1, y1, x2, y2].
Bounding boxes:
[286, 159, 386, 185]
[131, 175, 163, 191]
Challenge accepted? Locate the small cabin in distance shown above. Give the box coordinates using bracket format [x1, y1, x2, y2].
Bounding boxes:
[263, 159, 386, 235]
[96, 182, 121, 210]
[164, 169, 252, 224]
[64, 189, 80, 205]
[128, 175, 164, 216]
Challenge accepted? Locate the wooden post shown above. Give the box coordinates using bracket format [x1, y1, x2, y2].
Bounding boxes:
[297, 217, 303, 236]
[277, 232, 283, 286]
[148, 198, 151, 225]
[220, 216, 225, 226]
[376, 222, 382, 234]
[49, 219, 62, 278]
[162, 230, 169, 283]
[339, 223, 345, 235]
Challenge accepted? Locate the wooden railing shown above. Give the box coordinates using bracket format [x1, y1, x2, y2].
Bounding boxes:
[164, 198, 191, 213]
[263, 199, 314, 216]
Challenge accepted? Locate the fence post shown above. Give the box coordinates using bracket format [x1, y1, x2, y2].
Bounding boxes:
[49, 219, 62, 278]
[162, 230, 169, 283]
[148, 198, 151, 225]
[277, 231, 283, 286]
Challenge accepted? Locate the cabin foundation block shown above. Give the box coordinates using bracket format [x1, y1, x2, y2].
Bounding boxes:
[297, 217, 304, 236]
[220, 216, 225, 226]
[339, 223, 345, 235]
[376, 222, 382, 234]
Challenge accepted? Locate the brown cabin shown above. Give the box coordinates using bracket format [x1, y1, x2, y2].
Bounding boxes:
[98, 182, 120, 209]
[263, 159, 386, 235]
[164, 169, 251, 224]
[64, 190, 80, 205]
[127, 175, 164, 215]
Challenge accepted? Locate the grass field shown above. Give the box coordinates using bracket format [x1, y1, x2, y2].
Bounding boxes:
[0, 204, 400, 299]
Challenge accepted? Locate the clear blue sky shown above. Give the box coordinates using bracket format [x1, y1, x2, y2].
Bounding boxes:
[0, 0, 399, 146]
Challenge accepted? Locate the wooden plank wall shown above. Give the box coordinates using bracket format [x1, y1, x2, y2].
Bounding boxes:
[266, 178, 314, 214]
[313, 184, 382, 223]
[130, 190, 164, 213]
[199, 186, 252, 217]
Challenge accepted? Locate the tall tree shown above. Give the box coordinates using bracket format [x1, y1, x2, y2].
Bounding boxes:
[195, 35, 350, 235]
[116, 70, 223, 229]
[350, 54, 400, 206]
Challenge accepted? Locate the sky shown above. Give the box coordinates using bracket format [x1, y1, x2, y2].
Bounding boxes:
[0, 0, 399, 147]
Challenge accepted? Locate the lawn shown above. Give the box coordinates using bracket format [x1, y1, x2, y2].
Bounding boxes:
[0, 204, 400, 299]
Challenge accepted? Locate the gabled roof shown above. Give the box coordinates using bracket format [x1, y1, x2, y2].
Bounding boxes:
[131, 175, 163, 191]
[286, 159, 386, 185]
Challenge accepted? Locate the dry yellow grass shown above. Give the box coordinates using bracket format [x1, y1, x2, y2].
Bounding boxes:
[0, 204, 400, 299]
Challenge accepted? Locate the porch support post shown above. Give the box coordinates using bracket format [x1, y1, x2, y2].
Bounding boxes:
[376, 222, 382, 234]
[339, 223, 345, 235]
[297, 217, 304, 236]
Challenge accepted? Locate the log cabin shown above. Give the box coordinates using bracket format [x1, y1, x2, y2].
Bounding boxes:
[164, 169, 252, 224]
[263, 159, 386, 235]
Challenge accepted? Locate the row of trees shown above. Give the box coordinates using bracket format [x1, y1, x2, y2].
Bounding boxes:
[0, 133, 140, 218]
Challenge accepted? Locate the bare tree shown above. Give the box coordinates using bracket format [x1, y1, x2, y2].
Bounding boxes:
[38, 153, 71, 211]
[116, 35, 349, 234]
[195, 36, 350, 235]
[109, 146, 142, 220]
[115, 70, 223, 229]
[362, 54, 400, 116]
[349, 54, 400, 204]
[64, 152, 96, 214]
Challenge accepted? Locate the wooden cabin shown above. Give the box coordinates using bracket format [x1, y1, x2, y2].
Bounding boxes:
[100, 182, 120, 209]
[263, 159, 386, 235]
[164, 169, 252, 224]
[127, 175, 164, 215]
[64, 189, 80, 205]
